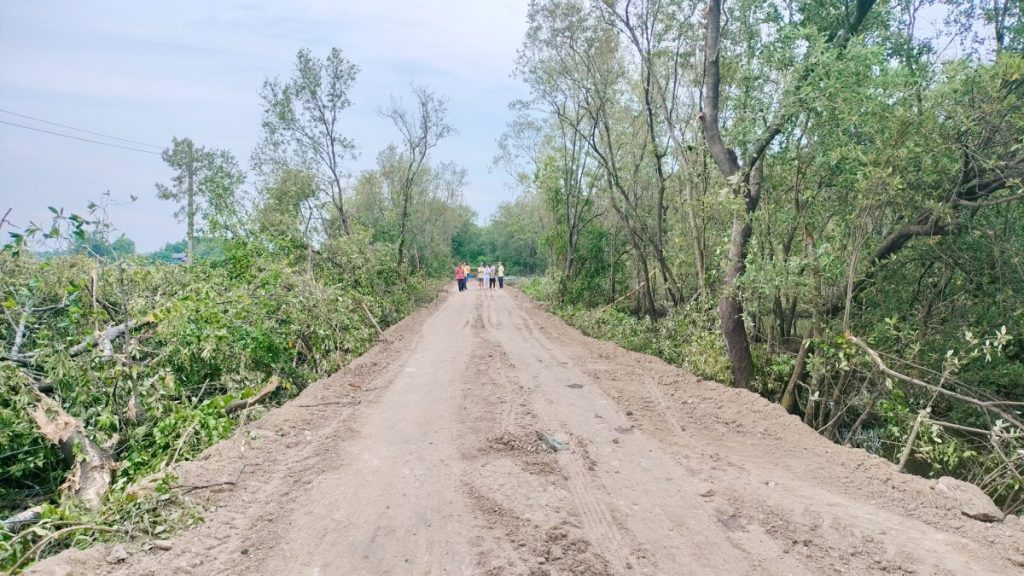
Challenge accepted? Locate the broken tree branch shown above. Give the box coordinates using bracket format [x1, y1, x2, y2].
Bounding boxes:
[224, 377, 280, 416]
[29, 391, 115, 509]
[846, 333, 1024, 431]
[361, 302, 385, 336]
[68, 317, 153, 357]
[11, 309, 29, 356]
[3, 506, 43, 533]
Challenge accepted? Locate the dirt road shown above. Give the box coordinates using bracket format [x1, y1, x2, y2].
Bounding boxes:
[31, 287, 1024, 575]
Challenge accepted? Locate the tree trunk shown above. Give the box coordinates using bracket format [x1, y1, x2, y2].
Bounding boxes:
[683, 180, 707, 299]
[718, 213, 756, 388]
[397, 185, 412, 267]
[30, 392, 114, 509]
[186, 152, 195, 265]
[824, 371, 850, 440]
[780, 338, 810, 414]
[703, 0, 757, 388]
[844, 384, 883, 446]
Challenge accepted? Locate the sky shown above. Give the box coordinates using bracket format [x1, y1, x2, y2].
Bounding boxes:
[0, 0, 530, 252]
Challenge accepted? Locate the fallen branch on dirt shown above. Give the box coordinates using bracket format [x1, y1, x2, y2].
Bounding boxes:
[224, 377, 280, 415]
[29, 391, 115, 509]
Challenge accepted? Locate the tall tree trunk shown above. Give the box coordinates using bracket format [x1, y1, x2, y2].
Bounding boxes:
[780, 338, 810, 414]
[330, 168, 351, 238]
[186, 153, 195, 266]
[702, 0, 763, 388]
[702, 0, 879, 387]
[683, 180, 707, 299]
[397, 187, 411, 267]
[608, 181, 657, 317]
[719, 213, 756, 387]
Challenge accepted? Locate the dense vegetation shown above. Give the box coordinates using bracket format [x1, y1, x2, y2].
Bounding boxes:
[0, 48, 469, 571]
[499, 0, 1024, 513]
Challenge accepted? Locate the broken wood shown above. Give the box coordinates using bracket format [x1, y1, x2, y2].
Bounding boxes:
[29, 392, 115, 510]
[69, 317, 153, 357]
[846, 333, 1024, 431]
[779, 338, 810, 414]
[361, 302, 385, 336]
[3, 505, 43, 533]
[224, 377, 280, 415]
[898, 409, 928, 472]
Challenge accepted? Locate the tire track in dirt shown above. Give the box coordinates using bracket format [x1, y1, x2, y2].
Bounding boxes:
[489, 291, 804, 575]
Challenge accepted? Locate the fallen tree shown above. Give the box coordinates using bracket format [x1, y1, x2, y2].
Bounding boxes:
[29, 391, 115, 510]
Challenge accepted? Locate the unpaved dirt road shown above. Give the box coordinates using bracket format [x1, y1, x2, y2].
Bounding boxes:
[31, 288, 1024, 575]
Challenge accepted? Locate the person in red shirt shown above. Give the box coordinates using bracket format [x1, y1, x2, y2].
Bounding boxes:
[455, 262, 467, 292]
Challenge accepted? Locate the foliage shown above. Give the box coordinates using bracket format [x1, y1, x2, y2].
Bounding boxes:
[522, 276, 731, 383]
[0, 237, 436, 571]
[156, 137, 246, 261]
[254, 47, 359, 237]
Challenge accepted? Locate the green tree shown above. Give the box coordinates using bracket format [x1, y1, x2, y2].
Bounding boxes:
[256, 48, 359, 237]
[155, 137, 245, 265]
[381, 85, 455, 267]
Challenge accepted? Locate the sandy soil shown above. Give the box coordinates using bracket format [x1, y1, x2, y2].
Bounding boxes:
[27, 287, 1024, 575]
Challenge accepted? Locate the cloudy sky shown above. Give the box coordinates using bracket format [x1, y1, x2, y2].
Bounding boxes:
[0, 0, 530, 251]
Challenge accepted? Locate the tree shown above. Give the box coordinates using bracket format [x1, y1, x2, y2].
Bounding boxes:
[256, 48, 360, 238]
[155, 137, 245, 265]
[700, 0, 878, 388]
[254, 167, 326, 274]
[72, 232, 135, 260]
[381, 85, 455, 266]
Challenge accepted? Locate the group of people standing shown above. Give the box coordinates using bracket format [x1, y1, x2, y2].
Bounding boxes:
[455, 261, 505, 292]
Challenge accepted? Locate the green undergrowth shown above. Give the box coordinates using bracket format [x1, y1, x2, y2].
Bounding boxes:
[520, 276, 732, 385]
[0, 239, 441, 572]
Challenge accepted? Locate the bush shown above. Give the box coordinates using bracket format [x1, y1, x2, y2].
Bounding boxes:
[0, 239, 438, 572]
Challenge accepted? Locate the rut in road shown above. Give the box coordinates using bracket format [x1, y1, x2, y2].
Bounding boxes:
[29, 287, 1024, 576]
